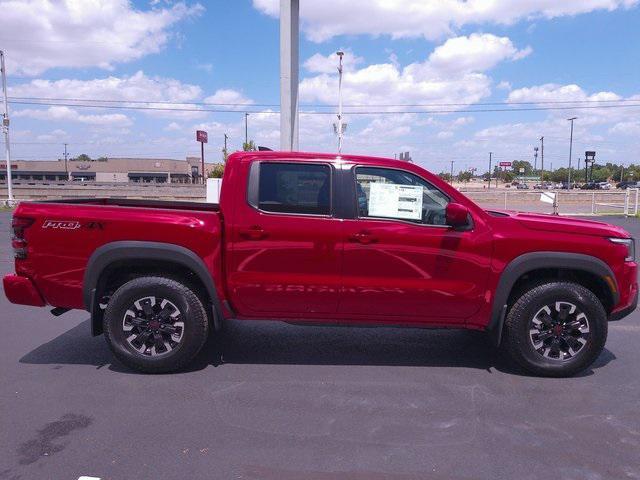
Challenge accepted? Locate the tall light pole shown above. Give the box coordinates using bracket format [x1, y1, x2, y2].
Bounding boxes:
[244, 113, 249, 148]
[279, 0, 299, 151]
[335, 50, 345, 153]
[450, 160, 455, 184]
[488, 152, 492, 189]
[567, 117, 577, 188]
[0, 50, 13, 203]
[539, 136, 544, 182]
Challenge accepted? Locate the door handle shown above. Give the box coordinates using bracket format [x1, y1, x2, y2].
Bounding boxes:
[349, 231, 378, 245]
[240, 226, 267, 240]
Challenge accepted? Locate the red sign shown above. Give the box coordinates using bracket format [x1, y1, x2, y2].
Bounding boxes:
[499, 162, 512, 167]
[196, 130, 208, 143]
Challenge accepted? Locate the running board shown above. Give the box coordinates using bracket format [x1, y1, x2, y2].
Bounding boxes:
[50, 307, 70, 317]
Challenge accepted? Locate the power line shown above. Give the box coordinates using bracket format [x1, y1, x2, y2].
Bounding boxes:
[8, 100, 640, 115]
[9, 95, 640, 108]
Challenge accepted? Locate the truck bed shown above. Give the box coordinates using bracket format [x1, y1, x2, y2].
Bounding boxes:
[32, 197, 219, 212]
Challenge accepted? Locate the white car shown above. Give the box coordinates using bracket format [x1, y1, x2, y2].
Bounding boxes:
[598, 182, 612, 190]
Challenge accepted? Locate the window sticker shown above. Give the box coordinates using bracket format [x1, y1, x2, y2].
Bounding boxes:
[368, 183, 423, 220]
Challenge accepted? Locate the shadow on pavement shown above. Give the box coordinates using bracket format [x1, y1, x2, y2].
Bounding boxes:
[19, 318, 616, 376]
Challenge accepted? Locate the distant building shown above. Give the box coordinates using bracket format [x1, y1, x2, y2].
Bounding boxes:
[0, 157, 221, 183]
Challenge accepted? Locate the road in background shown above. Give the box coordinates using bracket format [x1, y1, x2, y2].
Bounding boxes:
[0, 211, 639, 479]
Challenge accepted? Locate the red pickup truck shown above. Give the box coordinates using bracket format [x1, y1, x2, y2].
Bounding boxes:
[3, 151, 637, 376]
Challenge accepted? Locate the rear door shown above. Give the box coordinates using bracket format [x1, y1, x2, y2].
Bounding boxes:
[339, 165, 492, 323]
[227, 160, 342, 316]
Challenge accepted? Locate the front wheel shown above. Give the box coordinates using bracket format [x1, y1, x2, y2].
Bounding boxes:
[502, 281, 607, 377]
[103, 276, 209, 373]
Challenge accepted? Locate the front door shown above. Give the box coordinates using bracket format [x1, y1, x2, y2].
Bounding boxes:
[339, 166, 492, 323]
[228, 160, 342, 316]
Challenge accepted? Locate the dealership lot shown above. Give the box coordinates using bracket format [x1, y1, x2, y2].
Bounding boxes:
[1, 211, 639, 480]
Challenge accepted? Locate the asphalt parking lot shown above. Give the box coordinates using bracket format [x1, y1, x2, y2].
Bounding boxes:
[1, 211, 639, 480]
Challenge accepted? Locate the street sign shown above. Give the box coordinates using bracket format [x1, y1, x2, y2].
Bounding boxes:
[196, 130, 208, 143]
[519, 167, 525, 173]
[499, 161, 512, 167]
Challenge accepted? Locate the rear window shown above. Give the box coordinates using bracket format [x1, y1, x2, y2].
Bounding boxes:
[258, 163, 331, 215]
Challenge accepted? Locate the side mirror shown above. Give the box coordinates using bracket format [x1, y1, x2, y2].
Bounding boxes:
[445, 203, 470, 229]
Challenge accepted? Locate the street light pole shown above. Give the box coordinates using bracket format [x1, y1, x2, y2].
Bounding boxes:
[488, 152, 492, 189]
[567, 117, 577, 188]
[0, 50, 13, 203]
[450, 160, 455, 184]
[336, 51, 345, 153]
[244, 113, 249, 148]
[539, 136, 544, 182]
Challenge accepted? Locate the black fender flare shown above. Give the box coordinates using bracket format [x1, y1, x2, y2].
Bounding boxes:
[487, 251, 618, 346]
[83, 241, 223, 334]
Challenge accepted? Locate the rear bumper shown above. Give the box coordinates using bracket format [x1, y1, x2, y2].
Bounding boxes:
[3, 274, 46, 307]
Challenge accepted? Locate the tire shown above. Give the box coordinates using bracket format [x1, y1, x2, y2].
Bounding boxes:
[103, 276, 209, 373]
[502, 281, 607, 377]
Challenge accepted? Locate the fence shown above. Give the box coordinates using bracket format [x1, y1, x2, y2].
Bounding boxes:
[464, 189, 640, 216]
[0, 181, 206, 202]
[0, 181, 638, 217]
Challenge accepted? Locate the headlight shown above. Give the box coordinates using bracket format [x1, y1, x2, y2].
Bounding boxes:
[610, 237, 635, 262]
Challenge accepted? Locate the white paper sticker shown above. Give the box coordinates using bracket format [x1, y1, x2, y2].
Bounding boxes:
[368, 183, 423, 220]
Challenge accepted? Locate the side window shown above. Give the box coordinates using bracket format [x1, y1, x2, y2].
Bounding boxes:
[356, 167, 449, 225]
[258, 162, 331, 215]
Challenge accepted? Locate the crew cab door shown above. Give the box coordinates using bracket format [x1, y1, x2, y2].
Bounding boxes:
[339, 166, 492, 323]
[227, 160, 342, 316]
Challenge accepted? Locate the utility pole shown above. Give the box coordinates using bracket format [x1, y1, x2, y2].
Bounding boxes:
[450, 160, 455, 184]
[567, 117, 577, 188]
[244, 113, 249, 148]
[0, 50, 13, 203]
[63, 143, 69, 179]
[488, 152, 492, 189]
[223, 133, 228, 159]
[621, 165, 624, 182]
[539, 136, 544, 182]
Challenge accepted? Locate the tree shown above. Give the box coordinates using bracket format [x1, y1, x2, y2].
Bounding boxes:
[97, 156, 108, 162]
[222, 147, 229, 163]
[242, 140, 256, 152]
[457, 171, 472, 182]
[438, 172, 451, 182]
[74, 153, 91, 162]
[208, 163, 225, 178]
[512, 160, 533, 176]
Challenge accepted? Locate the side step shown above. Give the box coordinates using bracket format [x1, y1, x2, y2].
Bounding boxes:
[50, 307, 70, 317]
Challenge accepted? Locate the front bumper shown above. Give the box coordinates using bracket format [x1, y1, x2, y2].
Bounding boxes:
[610, 285, 638, 321]
[3, 274, 46, 307]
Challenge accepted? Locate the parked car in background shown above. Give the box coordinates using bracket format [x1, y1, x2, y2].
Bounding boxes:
[599, 182, 612, 190]
[516, 183, 529, 190]
[581, 182, 599, 190]
[617, 181, 639, 189]
[3, 151, 638, 377]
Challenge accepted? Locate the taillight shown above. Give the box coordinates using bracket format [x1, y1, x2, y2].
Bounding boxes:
[12, 216, 34, 259]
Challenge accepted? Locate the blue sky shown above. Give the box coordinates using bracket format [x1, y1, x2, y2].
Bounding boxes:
[1, 0, 639, 174]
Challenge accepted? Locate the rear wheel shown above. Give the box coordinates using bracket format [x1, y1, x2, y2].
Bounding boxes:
[502, 281, 607, 377]
[103, 276, 209, 373]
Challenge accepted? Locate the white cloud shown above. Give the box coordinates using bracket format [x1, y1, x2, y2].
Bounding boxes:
[508, 83, 621, 103]
[300, 35, 528, 110]
[426, 34, 531, 74]
[9, 71, 209, 120]
[253, 0, 637, 42]
[1, 0, 204, 76]
[203, 89, 253, 106]
[14, 106, 132, 126]
[164, 122, 182, 132]
[610, 121, 640, 136]
[303, 50, 364, 74]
